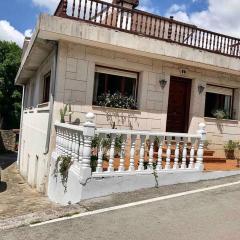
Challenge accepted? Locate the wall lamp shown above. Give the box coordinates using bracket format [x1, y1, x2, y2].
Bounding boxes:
[198, 84, 205, 94]
[159, 79, 167, 89]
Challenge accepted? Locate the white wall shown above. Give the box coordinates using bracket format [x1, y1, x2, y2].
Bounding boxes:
[19, 50, 56, 193]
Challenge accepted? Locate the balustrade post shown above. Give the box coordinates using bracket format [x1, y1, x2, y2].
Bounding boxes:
[129, 135, 137, 171]
[196, 123, 206, 171]
[119, 134, 127, 172]
[156, 138, 163, 171]
[108, 134, 116, 172]
[96, 136, 104, 173]
[148, 137, 154, 171]
[181, 141, 187, 169]
[62, 0, 68, 16]
[173, 139, 180, 169]
[81, 113, 96, 179]
[78, 133, 84, 164]
[189, 139, 196, 169]
[167, 16, 174, 40]
[165, 138, 171, 170]
[138, 135, 146, 171]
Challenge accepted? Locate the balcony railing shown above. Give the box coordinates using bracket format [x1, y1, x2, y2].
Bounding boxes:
[54, 113, 206, 177]
[55, 0, 240, 58]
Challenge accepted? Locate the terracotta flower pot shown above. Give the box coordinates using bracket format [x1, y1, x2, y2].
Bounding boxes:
[225, 150, 235, 160]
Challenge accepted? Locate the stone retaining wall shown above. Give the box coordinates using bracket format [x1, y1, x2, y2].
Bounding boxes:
[0, 130, 18, 152]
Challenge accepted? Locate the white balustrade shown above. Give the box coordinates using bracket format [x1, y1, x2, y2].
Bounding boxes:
[156, 138, 163, 171]
[189, 139, 196, 169]
[119, 134, 127, 172]
[173, 139, 180, 169]
[148, 137, 154, 170]
[181, 142, 187, 169]
[165, 139, 171, 170]
[138, 135, 146, 171]
[108, 134, 116, 172]
[54, 113, 206, 178]
[129, 135, 137, 171]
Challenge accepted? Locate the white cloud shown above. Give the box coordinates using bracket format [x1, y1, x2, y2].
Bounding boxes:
[166, 0, 240, 38]
[0, 20, 32, 47]
[32, 0, 59, 12]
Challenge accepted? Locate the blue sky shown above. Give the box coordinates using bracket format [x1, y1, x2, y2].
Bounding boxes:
[0, 0, 239, 47]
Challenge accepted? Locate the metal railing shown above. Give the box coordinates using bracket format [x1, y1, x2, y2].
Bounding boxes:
[54, 0, 240, 58]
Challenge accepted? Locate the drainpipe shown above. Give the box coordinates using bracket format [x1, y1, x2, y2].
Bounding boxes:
[17, 84, 25, 166]
[44, 43, 58, 154]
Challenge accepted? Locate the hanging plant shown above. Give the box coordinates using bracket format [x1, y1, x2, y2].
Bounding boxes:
[53, 155, 73, 192]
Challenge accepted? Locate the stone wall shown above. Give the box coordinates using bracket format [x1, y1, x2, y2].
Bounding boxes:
[0, 130, 17, 152]
[52, 41, 240, 157]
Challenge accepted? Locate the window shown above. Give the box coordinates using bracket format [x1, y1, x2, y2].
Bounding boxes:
[204, 85, 233, 119]
[42, 72, 51, 103]
[93, 66, 138, 109]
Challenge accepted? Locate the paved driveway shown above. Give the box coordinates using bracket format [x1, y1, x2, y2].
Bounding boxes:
[1, 176, 240, 240]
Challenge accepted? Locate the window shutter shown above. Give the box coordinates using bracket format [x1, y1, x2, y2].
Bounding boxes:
[95, 66, 137, 79]
[206, 85, 233, 96]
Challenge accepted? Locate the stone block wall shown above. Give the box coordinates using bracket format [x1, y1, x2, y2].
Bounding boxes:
[0, 130, 17, 152]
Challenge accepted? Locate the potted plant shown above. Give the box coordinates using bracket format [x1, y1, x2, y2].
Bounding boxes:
[224, 140, 239, 160]
[212, 109, 228, 120]
[203, 140, 210, 149]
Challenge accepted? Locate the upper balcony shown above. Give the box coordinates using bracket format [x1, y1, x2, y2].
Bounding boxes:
[55, 0, 240, 59]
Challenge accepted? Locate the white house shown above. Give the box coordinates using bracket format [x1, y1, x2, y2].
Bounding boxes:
[15, 0, 240, 203]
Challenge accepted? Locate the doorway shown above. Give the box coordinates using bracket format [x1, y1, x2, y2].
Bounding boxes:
[166, 76, 192, 133]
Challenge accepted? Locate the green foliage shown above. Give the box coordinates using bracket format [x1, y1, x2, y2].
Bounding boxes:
[54, 155, 73, 192]
[203, 140, 211, 149]
[97, 92, 137, 110]
[212, 109, 229, 120]
[224, 140, 239, 151]
[60, 104, 73, 123]
[0, 41, 22, 129]
[91, 134, 123, 155]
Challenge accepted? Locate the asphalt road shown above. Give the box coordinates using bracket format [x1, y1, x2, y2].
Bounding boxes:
[1, 176, 240, 240]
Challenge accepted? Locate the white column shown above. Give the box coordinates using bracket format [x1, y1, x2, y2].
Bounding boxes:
[63, 129, 68, 156]
[129, 135, 137, 171]
[165, 138, 171, 170]
[119, 134, 127, 172]
[81, 113, 96, 180]
[108, 134, 116, 172]
[173, 139, 180, 169]
[138, 135, 146, 171]
[189, 138, 196, 169]
[148, 137, 154, 171]
[78, 133, 84, 164]
[181, 141, 187, 169]
[56, 127, 60, 154]
[72, 131, 78, 162]
[196, 123, 206, 171]
[96, 136, 103, 173]
[156, 137, 163, 171]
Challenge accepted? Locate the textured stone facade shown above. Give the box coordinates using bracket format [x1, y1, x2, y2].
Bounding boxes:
[0, 130, 17, 152]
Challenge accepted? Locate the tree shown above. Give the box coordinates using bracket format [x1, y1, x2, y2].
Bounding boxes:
[0, 41, 22, 130]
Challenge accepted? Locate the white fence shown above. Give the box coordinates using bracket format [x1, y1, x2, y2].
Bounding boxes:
[54, 112, 206, 179]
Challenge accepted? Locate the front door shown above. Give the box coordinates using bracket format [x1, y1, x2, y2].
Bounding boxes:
[166, 76, 192, 133]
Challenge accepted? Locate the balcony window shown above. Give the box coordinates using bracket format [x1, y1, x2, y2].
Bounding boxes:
[93, 66, 138, 109]
[204, 85, 233, 119]
[42, 72, 51, 103]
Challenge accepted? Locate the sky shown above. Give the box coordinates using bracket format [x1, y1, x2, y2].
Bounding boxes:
[0, 0, 240, 47]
